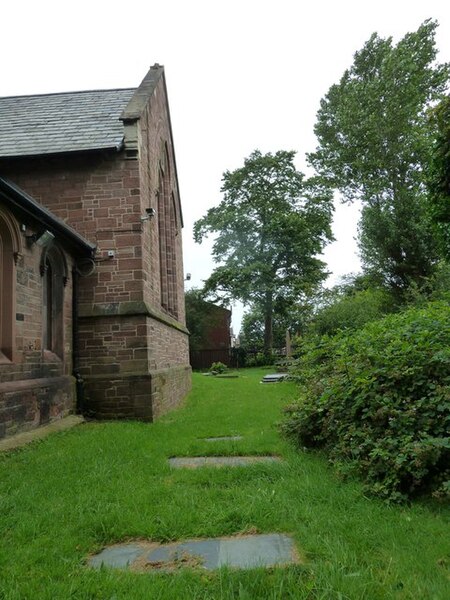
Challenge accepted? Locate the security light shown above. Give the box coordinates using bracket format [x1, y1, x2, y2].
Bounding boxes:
[27, 229, 55, 247]
[141, 207, 156, 222]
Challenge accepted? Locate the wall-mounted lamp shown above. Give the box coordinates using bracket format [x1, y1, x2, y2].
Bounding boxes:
[140, 207, 156, 222]
[185, 273, 191, 281]
[26, 229, 55, 247]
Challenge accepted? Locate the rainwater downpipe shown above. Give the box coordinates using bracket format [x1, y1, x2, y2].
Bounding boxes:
[72, 267, 85, 414]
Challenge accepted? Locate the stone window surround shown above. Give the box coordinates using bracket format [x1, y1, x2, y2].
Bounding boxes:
[0, 207, 21, 363]
[40, 244, 67, 360]
[157, 144, 179, 320]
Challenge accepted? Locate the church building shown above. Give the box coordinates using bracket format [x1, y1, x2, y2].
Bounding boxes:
[0, 65, 191, 439]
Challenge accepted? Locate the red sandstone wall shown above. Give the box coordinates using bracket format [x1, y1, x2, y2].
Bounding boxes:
[137, 76, 186, 325]
[203, 307, 232, 349]
[0, 204, 75, 438]
[3, 154, 144, 307]
[1, 78, 191, 425]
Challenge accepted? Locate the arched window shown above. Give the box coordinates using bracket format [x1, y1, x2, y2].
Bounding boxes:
[41, 245, 67, 358]
[0, 208, 20, 362]
[167, 192, 178, 316]
[157, 146, 179, 319]
[43, 258, 53, 352]
[158, 167, 169, 312]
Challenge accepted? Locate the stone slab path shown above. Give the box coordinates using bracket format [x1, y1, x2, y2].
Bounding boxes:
[87, 378, 294, 574]
[261, 373, 287, 383]
[169, 456, 282, 468]
[89, 534, 299, 572]
[203, 435, 243, 442]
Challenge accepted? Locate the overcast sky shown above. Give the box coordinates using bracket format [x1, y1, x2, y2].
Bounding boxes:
[2, 1, 450, 331]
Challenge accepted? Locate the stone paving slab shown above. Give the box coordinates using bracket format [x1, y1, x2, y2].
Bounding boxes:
[89, 543, 150, 569]
[146, 539, 220, 570]
[218, 534, 296, 568]
[88, 534, 299, 572]
[261, 373, 287, 383]
[0, 415, 84, 452]
[169, 456, 282, 468]
[203, 435, 243, 442]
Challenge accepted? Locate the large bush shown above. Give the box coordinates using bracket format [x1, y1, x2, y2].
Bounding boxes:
[311, 287, 394, 336]
[282, 302, 450, 501]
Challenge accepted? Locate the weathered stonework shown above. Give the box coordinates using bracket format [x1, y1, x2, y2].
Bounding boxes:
[0, 376, 74, 439]
[0, 199, 79, 438]
[0, 66, 191, 437]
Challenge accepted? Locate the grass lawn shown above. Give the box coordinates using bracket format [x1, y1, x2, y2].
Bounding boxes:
[0, 368, 449, 599]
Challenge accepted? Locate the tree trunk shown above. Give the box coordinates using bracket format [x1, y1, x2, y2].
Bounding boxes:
[263, 291, 273, 356]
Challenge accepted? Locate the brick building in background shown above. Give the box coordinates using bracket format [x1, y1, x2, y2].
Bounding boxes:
[188, 302, 232, 370]
[0, 65, 191, 439]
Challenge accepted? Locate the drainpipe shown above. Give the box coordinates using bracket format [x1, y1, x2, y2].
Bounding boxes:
[72, 267, 85, 414]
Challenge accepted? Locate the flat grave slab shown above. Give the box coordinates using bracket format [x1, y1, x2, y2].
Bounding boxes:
[88, 534, 299, 572]
[261, 373, 287, 383]
[203, 435, 243, 442]
[169, 455, 282, 468]
[89, 543, 151, 569]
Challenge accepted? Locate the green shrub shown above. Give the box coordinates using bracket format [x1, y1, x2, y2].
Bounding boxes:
[282, 301, 450, 501]
[244, 352, 275, 367]
[275, 358, 295, 372]
[403, 260, 450, 306]
[255, 351, 274, 366]
[311, 287, 394, 336]
[209, 361, 228, 374]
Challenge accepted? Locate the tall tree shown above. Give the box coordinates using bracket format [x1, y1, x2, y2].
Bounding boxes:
[193, 150, 333, 353]
[428, 94, 450, 259]
[239, 302, 310, 351]
[308, 20, 449, 292]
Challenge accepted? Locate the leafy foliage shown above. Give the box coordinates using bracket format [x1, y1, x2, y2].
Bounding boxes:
[245, 351, 276, 368]
[308, 274, 395, 336]
[239, 302, 310, 351]
[209, 361, 228, 374]
[308, 20, 449, 292]
[402, 259, 450, 306]
[194, 150, 334, 352]
[282, 302, 450, 501]
[428, 94, 450, 258]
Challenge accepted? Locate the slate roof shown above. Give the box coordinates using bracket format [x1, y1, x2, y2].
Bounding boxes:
[0, 88, 136, 158]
